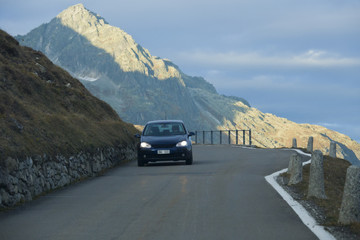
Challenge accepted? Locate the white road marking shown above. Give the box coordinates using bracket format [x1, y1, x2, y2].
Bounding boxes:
[265, 149, 336, 240]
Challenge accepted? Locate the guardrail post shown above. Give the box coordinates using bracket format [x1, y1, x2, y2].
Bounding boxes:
[194, 129, 253, 146]
[307, 136, 314, 152]
[308, 150, 327, 199]
[249, 130, 252, 146]
[288, 153, 303, 185]
[243, 130, 246, 145]
[330, 141, 336, 158]
[236, 130, 238, 145]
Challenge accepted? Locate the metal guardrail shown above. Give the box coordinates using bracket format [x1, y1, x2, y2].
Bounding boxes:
[194, 130, 252, 145]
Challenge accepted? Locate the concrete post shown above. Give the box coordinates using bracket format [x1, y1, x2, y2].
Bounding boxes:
[288, 153, 303, 185]
[338, 166, 360, 224]
[308, 150, 327, 199]
[330, 141, 336, 158]
[292, 138, 297, 148]
[307, 136, 313, 152]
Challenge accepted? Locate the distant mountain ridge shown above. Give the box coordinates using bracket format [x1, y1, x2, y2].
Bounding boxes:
[16, 4, 360, 164]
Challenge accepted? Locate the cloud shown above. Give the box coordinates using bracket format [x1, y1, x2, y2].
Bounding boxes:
[177, 50, 360, 70]
[206, 74, 299, 91]
[206, 73, 360, 101]
[318, 123, 341, 128]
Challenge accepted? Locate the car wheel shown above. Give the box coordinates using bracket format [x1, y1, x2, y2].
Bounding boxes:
[185, 153, 193, 165]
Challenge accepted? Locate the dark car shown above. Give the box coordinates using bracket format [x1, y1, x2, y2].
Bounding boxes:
[135, 120, 195, 166]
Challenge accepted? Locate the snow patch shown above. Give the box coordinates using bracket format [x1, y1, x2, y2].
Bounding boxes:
[76, 75, 99, 82]
[193, 100, 221, 125]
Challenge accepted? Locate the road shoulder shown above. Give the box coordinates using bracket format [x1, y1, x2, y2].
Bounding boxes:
[265, 149, 336, 240]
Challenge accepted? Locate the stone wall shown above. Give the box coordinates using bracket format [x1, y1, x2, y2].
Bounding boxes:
[0, 145, 136, 208]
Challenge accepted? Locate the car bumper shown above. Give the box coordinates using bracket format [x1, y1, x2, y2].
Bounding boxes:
[138, 147, 192, 162]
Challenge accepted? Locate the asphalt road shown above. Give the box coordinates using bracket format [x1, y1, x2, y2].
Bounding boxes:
[0, 145, 317, 240]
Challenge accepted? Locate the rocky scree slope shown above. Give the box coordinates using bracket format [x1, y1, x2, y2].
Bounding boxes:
[15, 4, 360, 164]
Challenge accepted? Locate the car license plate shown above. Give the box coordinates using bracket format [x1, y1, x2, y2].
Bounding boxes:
[157, 150, 170, 154]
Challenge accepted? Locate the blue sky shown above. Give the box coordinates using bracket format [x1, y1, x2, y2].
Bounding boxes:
[1, 0, 359, 142]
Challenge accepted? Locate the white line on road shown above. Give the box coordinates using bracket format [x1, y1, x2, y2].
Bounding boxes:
[265, 149, 336, 240]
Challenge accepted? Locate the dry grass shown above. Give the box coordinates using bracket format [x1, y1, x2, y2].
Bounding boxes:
[0, 29, 139, 161]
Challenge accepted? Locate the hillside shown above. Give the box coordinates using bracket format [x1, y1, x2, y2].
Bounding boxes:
[191, 89, 360, 164]
[0, 29, 138, 161]
[15, 4, 360, 164]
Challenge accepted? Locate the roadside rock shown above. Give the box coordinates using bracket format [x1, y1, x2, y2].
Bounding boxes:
[307, 136, 313, 152]
[308, 150, 327, 199]
[292, 138, 297, 148]
[330, 141, 337, 158]
[339, 165, 360, 224]
[288, 153, 303, 185]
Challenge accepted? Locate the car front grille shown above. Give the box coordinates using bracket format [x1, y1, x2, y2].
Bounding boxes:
[152, 144, 175, 148]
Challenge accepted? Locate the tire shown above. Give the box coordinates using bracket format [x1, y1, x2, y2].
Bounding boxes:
[185, 153, 193, 165]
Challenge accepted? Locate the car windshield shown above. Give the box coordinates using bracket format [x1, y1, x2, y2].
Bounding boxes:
[143, 122, 186, 136]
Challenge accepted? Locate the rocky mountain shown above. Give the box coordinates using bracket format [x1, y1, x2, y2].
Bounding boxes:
[0, 29, 138, 161]
[15, 4, 360, 164]
[15, 3, 225, 131]
[189, 89, 360, 164]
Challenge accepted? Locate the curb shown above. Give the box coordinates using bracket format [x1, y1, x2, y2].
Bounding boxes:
[265, 149, 336, 240]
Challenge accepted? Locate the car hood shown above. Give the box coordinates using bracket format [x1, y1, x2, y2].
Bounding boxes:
[141, 135, 187, 145]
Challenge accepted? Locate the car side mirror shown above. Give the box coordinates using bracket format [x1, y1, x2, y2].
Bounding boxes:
[134, 133, 141, 138]
[188, 132, 195, 136]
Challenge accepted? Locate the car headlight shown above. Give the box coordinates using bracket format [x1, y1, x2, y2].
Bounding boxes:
[176, 140, 188, 147]
[140, 142, 152, 148]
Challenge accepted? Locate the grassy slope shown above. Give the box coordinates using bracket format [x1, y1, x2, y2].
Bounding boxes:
[0, 29, 138, 161]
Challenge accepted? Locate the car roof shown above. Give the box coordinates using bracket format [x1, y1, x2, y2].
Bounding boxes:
[145, 120, 184, 125]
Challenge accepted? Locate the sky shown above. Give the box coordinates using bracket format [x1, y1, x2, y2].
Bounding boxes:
[1, 0, 360, 142]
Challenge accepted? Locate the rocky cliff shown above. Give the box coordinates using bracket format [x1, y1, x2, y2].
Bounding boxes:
[15, 4, 360, 164]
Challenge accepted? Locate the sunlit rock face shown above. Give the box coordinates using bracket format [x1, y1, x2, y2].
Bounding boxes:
[56, 4, 181, 80]
[17, 4, 220, 131]
[191, 88, 360, 164]
[16, 4, 360, 164]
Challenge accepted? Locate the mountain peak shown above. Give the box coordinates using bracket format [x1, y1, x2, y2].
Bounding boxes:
[58, 3, 87, 18]
[64, 3, 85, 10]
[54, 4, 181, 80]
[57, 3, 108, 29]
